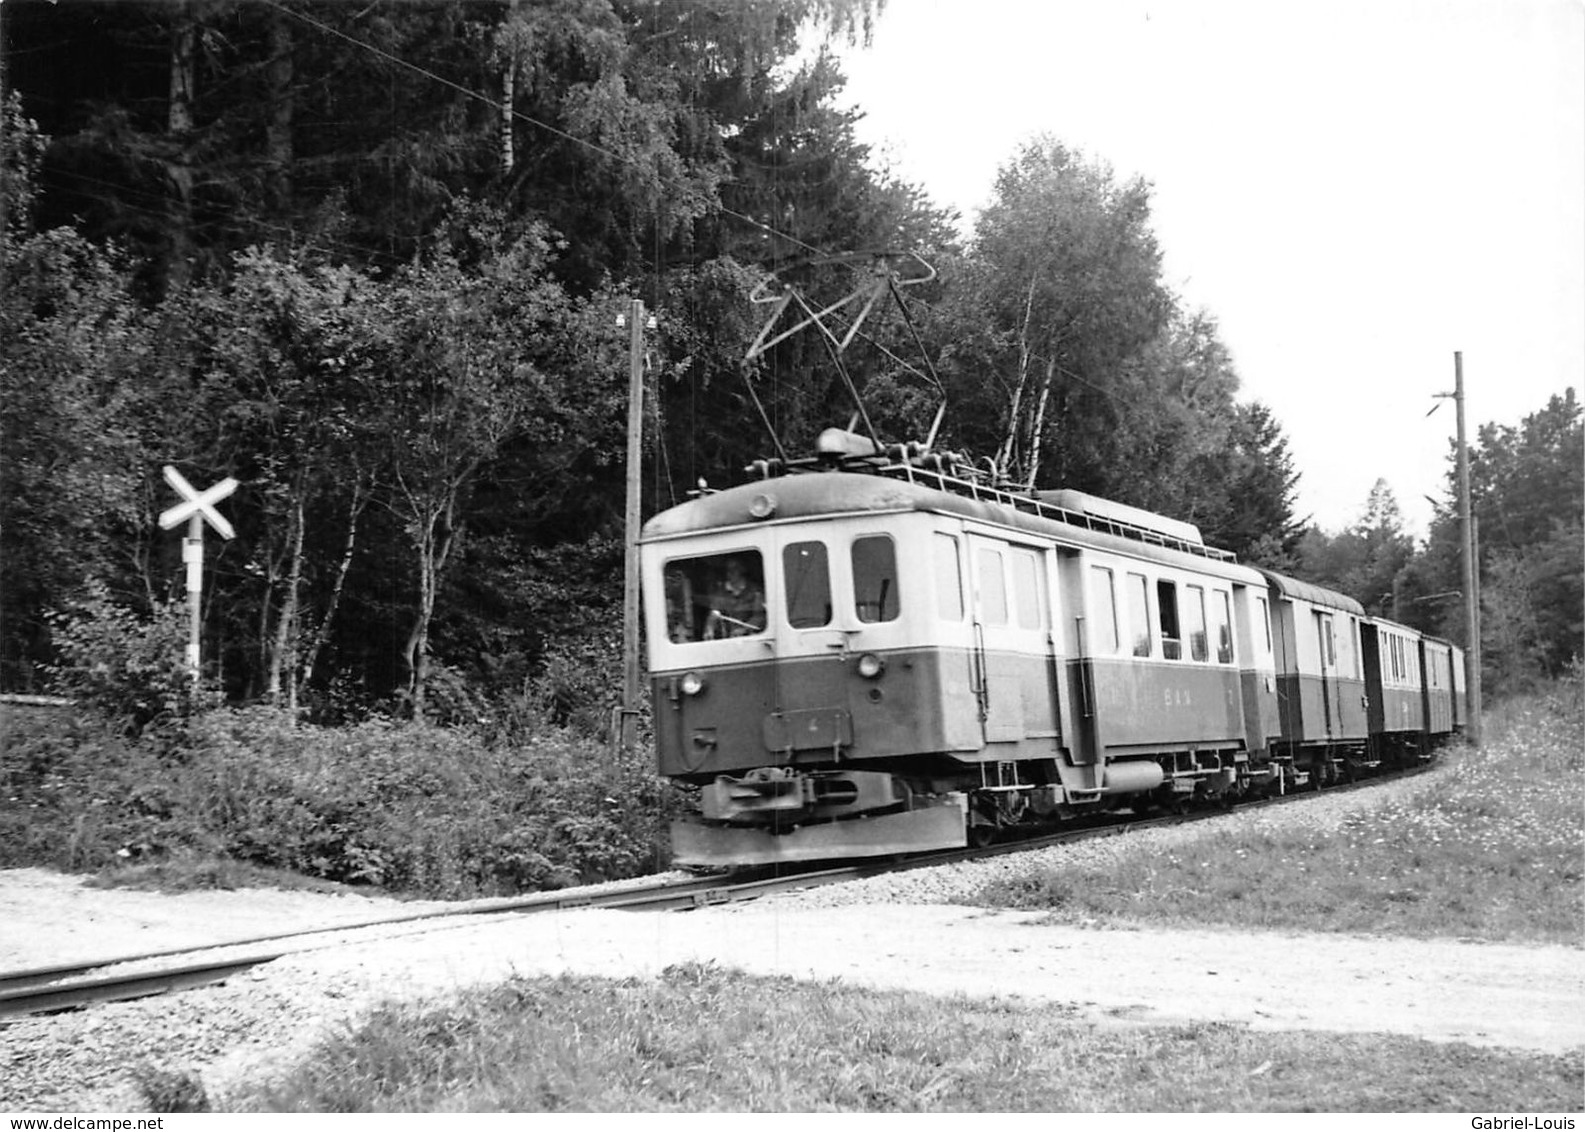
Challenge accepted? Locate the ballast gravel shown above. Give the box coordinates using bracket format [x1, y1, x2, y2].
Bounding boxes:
[773, 770, 1446, 908]
[3, 770, 1582, 1113]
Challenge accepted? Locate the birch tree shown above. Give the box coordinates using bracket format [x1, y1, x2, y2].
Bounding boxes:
[368, 215, 577, 719]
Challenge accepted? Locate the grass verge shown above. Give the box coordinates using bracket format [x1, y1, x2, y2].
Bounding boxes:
[970, 676, 1583, 945]
[222, 965, 1582, 1113]
[83, 854, 364, 896]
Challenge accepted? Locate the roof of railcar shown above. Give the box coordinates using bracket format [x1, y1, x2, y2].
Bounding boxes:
[642, 470, 1267, 585]
[1366, 613, 1432, 640]
[1255, 568, 1367, 616]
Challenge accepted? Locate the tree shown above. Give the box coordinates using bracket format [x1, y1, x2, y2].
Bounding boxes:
[1459, 390, 1583, 687]
[1193, 400, 1306, 568]
[954, 136, 1172, 489]
[0, 196, 154, 686]
[1294, 480, 1415, 618]
[181, 248, 378, 708]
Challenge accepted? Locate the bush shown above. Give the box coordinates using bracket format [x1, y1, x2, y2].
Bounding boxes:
[2, 701, 681, 898]
[46, 582, 219, 735]
[0, 710, 192, 870]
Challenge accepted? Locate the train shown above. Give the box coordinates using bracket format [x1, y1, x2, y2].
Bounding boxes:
[637, 252, 1466, 868]
[638, 427, 1468, 868]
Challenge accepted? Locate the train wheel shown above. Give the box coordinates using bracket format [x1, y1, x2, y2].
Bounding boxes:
[968, 821, 998, 849]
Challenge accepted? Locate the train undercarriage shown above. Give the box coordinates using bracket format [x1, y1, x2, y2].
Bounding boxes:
[670, 729, 1445, 869]
[672, 749, 1293, 868]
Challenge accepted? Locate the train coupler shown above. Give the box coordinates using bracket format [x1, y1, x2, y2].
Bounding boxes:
[672, 794, 967, 868]
[698, 767, 906, 825]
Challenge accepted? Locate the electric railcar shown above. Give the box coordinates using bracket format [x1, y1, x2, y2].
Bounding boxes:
[640, 430, 1467, 868]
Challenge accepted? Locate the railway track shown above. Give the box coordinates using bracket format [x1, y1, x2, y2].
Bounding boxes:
[0, 762, 1432, 1020]
[0, 870, 807, 1019]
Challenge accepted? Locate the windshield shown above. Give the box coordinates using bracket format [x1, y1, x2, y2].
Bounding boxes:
[664, 551, 767, 642]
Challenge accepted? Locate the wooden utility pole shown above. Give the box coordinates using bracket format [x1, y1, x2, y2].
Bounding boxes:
[1452, 352, 1483, 746]
[617, 299, 646, 758]
[2, 0, 10, 300]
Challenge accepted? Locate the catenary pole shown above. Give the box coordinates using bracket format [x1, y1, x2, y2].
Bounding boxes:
[1454, 352, 1483, 747]
[619, 299, 645, 758]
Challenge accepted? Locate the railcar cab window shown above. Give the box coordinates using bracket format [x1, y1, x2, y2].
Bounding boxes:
[933, 534, 963, 621]
[1127, 573, 1152, 657]
[783, 542, 831, 629]
[664, 551, 767, 642]
[977, 548, 1008, 625]
[1157, 580, 1182, 660]
[1213, 591, 1234, 664]
[1011, 550, 1043, 629]
[1185, 585, 1209, 662]
[852, 536, 900, 623]
[1088, 565, 1119, 654]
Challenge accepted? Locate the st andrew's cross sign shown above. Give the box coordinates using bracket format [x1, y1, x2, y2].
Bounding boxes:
[158, 466, 237, 539]
[158, 466, 237, 682]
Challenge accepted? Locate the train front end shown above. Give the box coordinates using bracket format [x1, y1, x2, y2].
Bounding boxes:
[640, 471, 971, 868]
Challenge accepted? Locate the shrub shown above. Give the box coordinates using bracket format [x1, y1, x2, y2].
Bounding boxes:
[3, 698, 680, 898]
[0, 711, 194, 870]
[46, 582, 218, 735]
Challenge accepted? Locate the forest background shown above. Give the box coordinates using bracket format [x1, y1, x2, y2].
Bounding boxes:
[0, 1, 1578, 891]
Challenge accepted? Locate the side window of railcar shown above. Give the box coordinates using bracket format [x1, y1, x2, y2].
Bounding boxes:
[1126, 573, 1152, 657]
[852, 536, 900, 623]
[783, 541, 831, 629]
[933, 534, 963, 621]
[1011, 550, 1042, 630]
[1158, 580, 1182, 660]
[977, 548, 1008, 625]
[664, 550, 767, 642]
[1185, 584, 1209, 662]
[1213, 591, 1234, 664]
[1349, 618, 1362, 678]
[1257, 596, 1272, 655]
[1088, 566, 1119, 654]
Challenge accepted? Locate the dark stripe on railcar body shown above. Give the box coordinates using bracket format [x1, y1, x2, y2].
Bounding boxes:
[654, 647, 970, 779]
[1276, 674, 1368, 744]
[1077, 657, 1246, 752]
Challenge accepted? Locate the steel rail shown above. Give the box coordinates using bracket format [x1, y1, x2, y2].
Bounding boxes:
[0, 760, 1434, 1020]
[0, 870, 800, 1017]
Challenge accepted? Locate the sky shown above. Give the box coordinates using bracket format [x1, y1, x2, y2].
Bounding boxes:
[822, 0, 1584, 537]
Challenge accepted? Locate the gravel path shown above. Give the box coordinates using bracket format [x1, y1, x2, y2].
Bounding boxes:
[3, 770, 1581, 1112]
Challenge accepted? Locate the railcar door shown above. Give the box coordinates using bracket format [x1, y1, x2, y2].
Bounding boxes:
[768, 532, 852, 759]
[1313, 610, 1342, 738]
[965, 534, 1054, 748]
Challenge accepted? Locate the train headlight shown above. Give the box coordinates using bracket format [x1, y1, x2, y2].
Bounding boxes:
[856, 653, 885, 679]
[748, 493, 777, 519]
[680, 671, 707, 696]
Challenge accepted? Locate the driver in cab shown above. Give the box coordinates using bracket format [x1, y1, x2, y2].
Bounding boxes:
[704, 556, 766, 639]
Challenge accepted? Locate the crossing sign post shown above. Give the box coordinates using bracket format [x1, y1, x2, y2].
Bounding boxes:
[158, 466, 237, 685]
